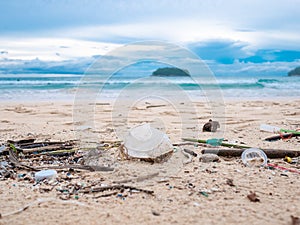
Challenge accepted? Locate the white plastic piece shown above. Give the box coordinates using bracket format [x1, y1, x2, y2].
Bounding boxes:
[260, 124, 281, 133]
[124, 123, 173, 159]
[0, 145, 5, 153]
[241, 148, 267, 167]
[35, 169, 57, 181]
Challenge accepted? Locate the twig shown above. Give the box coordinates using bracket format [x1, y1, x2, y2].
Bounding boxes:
[93, 191, 119, 198]
[183, 148, 197, 157]
[22, 144, 73, 153]
[146, 104, 166, 109]
[36, 164, 114, 172]
[80, 185, 154, 195]
[8, 148, 113, 172]
[8, 148, 38, 171]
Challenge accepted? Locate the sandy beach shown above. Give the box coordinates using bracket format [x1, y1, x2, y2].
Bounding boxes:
[0, 99, 299, 225]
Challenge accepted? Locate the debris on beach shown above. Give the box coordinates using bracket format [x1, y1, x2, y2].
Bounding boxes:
[182, 138, 250, 149]
[247, 191, 260, 202]
[291, 215, 300, 225]
[260, 124, 300, 135]
[202, 119, 220, 132]
[241, 148, 267, 167]
[121, 123, 173, 161]
[260, 124, 300, 142]
[201, 148, 300, 158]
[199, 153, 220, 163]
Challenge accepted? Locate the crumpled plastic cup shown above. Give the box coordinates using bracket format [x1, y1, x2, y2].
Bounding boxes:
[241, 148, 267, 167]
[124, 123, 173, 159]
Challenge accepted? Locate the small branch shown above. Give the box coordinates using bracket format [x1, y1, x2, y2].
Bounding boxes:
[183, 148, 197, 157]
[80, 185, 154, 195]
[146, 104, 166, 109]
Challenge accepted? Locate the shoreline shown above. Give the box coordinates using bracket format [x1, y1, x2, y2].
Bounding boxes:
[1, 97, 299, 225]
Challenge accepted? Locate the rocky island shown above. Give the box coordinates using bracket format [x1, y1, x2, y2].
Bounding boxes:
[152, 67, 190, 77]
[288, 66, 300, 76]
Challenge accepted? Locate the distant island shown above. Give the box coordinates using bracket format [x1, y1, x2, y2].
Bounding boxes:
[288, 66, 300, 76]
[152, 67, 190, 77]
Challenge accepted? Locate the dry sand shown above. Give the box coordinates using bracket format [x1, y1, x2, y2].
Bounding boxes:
[0, 99, 299, 225]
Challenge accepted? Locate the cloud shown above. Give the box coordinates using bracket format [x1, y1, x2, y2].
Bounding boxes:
[1, 0, 300, 51]
[0, 57, 94, 74]
[189, 39, 300, 64]
[0, 38, 120, 61]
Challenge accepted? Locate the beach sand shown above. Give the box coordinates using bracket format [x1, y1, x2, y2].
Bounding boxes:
[0, 99, 299, 225]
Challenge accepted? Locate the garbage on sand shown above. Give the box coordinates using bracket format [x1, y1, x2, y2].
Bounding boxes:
[241, 148, 267, 167]
[260, 124, 300, 135]
[122, 123, 173, 160]
[35, 169, 57, 182]
[202, 119, 220, 132]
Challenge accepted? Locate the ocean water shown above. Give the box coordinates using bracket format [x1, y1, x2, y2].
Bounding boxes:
[0, 72, 299, 102]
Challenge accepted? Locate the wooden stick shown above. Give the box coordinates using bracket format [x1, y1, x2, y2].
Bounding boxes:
[7, 138, 35, 145]
[8, 147, 113, 172]
[18, 141, 72, 148]
[22, 144, 74, 153]
[93, 191, 119, 198]
[80, 185, 154, 195]
[201, 148, 300, 158]
[183, 148, 197, 157]
[36, 165, 114, 172]
[146, 104, 166, 109]
[8, 148, 39, 171]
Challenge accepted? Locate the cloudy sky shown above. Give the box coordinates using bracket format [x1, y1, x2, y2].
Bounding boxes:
[0, 0, 300, 75]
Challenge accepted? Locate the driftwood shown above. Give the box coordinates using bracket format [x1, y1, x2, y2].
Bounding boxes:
[37, 164, 114, 172]
[8, 148, 39, 171]
[7, 138, 35, 145]
[8, 147, 113, 172]
[202, 148, 300, 158]
[22, 144, 74, 153]
[80, 184, 154, 195]
[146, 104, 166, 109]
[7, 139, 76, 154]
[183, 148, 197, 157]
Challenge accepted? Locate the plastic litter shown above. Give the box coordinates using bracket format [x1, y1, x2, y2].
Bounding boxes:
[241, 148, 267, 167]
[206, 138, 224, 146]
[0, 145, 6, 153]
[35, 169, 57, 181]
[202, 119, 220, 132]
[123, 123, 173, 159]
[260, 124, 300, 135]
